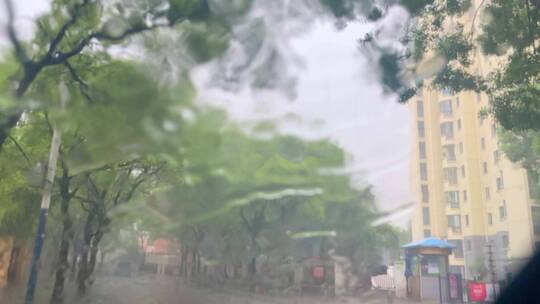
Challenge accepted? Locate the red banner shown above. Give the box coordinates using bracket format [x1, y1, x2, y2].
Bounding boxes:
[312, 266, 325, 279]
[469, 282, 487, 302]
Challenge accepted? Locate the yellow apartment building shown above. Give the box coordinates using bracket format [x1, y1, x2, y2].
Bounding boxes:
[409, 0, 540, 282]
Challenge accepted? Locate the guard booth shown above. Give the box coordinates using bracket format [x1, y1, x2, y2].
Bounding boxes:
[402, 237, 460, 303]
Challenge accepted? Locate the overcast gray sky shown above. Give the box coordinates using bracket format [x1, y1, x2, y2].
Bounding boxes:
[1, 0, 413, 226]
[193, 16, 413, 225]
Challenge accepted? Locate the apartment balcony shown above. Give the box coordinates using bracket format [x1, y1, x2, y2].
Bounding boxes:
[446, 202, 460, 209]
[443, 180, 459, 188]
[439, 113, 454, 122]
[441, 134, 455, 142]
[448, 226, 462, 235]
[442, 157, 457, 165]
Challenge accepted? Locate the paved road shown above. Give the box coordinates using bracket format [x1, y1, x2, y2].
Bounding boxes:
[1, 274, 427, 304]
[76, 275, 424, 304]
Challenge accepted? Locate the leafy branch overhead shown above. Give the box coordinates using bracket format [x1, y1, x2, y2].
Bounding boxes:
[388, 0, 540, 131]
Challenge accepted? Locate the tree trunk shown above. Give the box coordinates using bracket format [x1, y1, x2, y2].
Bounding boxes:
[190, 249, 197, 280]
[196, 252, 201, 274]
[249, 256, 256, 278]
[50, 169, 73, 304]
[99, 251, 105, 271]
[77, 225, 104, 294]
[77, 211, 95, 295]
[69, 244, 78, 279]
[88, 231, 104, 277]
[50, 200, 73, 303]
[181, 246, 188, 278]
[77, 246, 90, 294]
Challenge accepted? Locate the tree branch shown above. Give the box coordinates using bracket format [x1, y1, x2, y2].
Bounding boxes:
[526, 0, 538, 54]
[118, 177, 145, 205]
[239, 207, 252, 231]
[8, 135, 30, 164]
[469, 0, 487, 39]
[63, 60, 93, 103]
[85, 173, 100, 197]
[0, 112, 23, 153]
[51, 20, 176, 65]
[3, 0, 29, 64]
[46, 0, 92, 59]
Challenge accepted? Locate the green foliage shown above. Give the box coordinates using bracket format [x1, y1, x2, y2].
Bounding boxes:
[499, 129, 540, 200]
[491, 84, 540, 131]
[401, 0, 435, 15]
[320, 0, 356, 19]
[167, 0, 211, 22]
[435, 29, 473, 65]
[379, 53, 404, 93]
[0, 114, 51, 237]
[445, 0, 472, 15]
[183, 22, 230, 63]
[403, 0, 540, 132]
[469, 255, 488, 280]
[0, 1, 417, 293]
[433, 66, 482, 92]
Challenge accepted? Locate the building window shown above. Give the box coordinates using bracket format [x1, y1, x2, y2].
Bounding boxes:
[446, 191, 460, 207]
[417, 88, 423, 98]
[459, 142, 464, 154]
[448, 215, 461, 232]
[500, 200, 507, 219]
[424, 229, 431, 237]
[479, 115, 485, 126]
[496, 171, 504, 191]
[421, 185, 429, 202]
[449, 239, 464, 258]
[502, 235, 509, 248]
[485, 187, 491, 200]
[465, 214, 469, 226]
[532, 207, 540, 236]
[417, 100, 424, 117]
[442, 87, 454, 96]
[442, 144, 456, 161]
[420, 163, 428, 181]
[483, 162, 488, 174]
[418, 121, 425, 138]
[494, 150, 500, 164]
[466, 240, 472, 251]
[456, 97, 460, 108]
[419, 142, 427, 159]
[528, 171, 540, 200]
[476, 92, 481, 103]
[440, 100, 453, 116]
[444, 167, 458, 184]
[488, 213, 493, 225]
[463, 190, 468, 202]
[491, 124, 497, 138]
[461, 165, 466, 177]
[423, 207, 431, 225]
[441, 122, 454, 139]
[481, 138, 486, 150]
[457, 119, 462, 131]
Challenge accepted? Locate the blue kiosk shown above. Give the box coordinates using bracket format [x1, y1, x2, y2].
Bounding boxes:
[402, 237, 459, 303]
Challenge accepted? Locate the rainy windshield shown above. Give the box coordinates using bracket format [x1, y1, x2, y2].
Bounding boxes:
[0, 0, 538, 303]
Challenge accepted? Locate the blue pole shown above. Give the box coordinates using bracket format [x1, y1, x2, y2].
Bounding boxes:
[24, 208, 48, 304]
[24, 128, 61, 304]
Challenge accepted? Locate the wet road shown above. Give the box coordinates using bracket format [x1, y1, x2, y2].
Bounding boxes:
[1, 274, 429, 304]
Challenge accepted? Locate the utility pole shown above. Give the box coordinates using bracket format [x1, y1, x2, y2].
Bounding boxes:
[486, 240, 497, 300]
[24, 127, 62, 304]
[25, 82, 66, 304]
